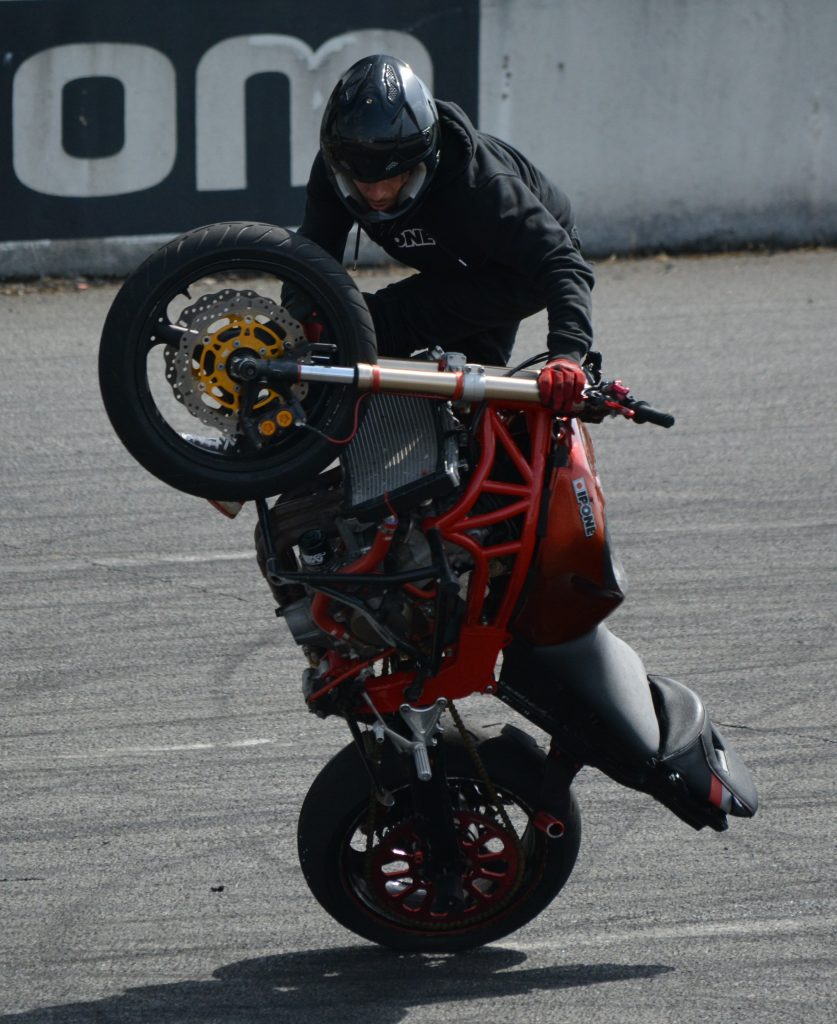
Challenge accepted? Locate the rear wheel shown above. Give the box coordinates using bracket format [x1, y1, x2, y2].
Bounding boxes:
[297, 724, 581, 952]
[98, 221, 377, 499]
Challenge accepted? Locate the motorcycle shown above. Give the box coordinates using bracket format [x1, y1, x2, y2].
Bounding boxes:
[98, 221, 758, 952]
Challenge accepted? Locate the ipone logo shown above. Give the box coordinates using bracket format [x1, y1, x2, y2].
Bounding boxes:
[573, 477, 597, 537]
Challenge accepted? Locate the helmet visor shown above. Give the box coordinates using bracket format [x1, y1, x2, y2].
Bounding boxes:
[329, 130, 434, 182]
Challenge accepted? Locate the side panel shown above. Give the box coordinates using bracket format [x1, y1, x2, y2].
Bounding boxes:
[511, 422, 624, 645]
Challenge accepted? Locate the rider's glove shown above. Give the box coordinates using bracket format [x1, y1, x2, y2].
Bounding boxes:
[281, 282, 317, 324]
[537, 357, 587, 415]
[281, 283, 324, 342]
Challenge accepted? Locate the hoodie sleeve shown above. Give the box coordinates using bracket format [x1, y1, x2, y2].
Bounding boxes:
[296, 152, 355, 262]
[474, 174, 595, 362]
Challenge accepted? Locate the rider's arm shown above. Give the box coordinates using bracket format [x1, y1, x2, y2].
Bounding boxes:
[475, 175, 594, 363]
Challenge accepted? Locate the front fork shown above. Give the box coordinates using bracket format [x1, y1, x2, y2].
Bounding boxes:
[351, 697, 470, 910]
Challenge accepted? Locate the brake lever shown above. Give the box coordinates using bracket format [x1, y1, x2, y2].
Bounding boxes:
[585, 379, 675, 428]
[580, 379, 636, 421]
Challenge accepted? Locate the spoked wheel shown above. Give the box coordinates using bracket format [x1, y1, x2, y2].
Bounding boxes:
[366, 797, 524, 925]
[98, 222, 377, 499]
[298, 725, 581, 952]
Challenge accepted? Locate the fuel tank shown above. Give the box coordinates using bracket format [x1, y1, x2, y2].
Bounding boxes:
[511, 420, 625, 645]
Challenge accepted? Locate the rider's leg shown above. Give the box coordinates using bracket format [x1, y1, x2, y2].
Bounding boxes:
[362, 269, 541, 366]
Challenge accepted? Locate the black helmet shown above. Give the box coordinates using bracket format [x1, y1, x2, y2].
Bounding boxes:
[320, 54, 440, 223]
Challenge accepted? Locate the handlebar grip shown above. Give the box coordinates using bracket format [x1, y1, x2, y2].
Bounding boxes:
[631, 401, 675, 428]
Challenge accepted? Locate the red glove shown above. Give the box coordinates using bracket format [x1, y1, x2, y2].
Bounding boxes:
[537, 358, 587, 415]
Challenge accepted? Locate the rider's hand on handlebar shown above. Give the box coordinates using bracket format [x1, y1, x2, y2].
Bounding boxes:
[281, 282, 317, 324]
[537, 358, 588, 415]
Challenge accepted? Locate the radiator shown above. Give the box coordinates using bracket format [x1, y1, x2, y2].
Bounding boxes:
[341, 394, 460, 518]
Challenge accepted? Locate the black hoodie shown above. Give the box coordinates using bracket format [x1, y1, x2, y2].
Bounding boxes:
[298, 101, 594, 361]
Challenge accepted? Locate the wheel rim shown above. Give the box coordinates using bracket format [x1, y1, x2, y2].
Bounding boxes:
[368, 810, 522, 924]
[137, 264, 347, 464]
[342, 780, 531, 933]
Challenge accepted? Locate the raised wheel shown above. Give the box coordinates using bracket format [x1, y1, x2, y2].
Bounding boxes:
[98, 221, 377, 499]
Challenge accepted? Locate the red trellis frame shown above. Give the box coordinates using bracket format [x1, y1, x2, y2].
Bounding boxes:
[306, 402, 554, 714]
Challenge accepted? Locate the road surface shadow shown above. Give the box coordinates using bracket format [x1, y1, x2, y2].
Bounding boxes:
[1, 945, 672, 1023]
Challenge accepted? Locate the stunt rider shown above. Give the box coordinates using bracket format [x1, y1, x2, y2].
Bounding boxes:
[286, 52, 593, 418]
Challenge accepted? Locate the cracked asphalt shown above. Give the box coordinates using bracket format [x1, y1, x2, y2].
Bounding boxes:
[1, 249, 835, 1023]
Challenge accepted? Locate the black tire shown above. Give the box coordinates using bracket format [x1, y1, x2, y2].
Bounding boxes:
[99, 222, 377, 499]
[297, 724, 581, 952]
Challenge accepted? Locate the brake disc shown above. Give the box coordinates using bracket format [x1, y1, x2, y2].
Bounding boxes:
[164, 289, 307, 436]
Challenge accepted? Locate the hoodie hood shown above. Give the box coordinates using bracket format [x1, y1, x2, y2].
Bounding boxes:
[433, 100, 479, 185]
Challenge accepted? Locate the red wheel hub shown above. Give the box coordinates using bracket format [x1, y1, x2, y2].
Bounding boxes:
[368, 810, 521, 923]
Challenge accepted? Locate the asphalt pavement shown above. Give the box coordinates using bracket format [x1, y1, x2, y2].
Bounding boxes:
[1, 249, 835, 1023]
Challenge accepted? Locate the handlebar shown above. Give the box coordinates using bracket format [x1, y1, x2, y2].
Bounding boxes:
[227, 353, 674, 428]
[629, 400, 675, 428]
[581, 378, 675, 428]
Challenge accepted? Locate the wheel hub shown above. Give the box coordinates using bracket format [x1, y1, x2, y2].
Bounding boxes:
[164, 288, 307, 436]
[368, 810, 522, 924]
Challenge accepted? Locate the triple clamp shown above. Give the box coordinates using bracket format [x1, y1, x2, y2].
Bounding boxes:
[362, 694, 447, 781]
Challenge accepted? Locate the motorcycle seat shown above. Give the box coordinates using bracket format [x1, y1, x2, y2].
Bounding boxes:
[648, 675, 758, 821]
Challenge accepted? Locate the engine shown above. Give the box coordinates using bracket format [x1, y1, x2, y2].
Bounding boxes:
[255, 393, 477, 666]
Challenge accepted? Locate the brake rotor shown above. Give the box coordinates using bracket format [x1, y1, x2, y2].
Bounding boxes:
[164, 288, 307, 436]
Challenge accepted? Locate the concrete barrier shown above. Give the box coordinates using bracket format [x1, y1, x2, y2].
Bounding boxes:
[479, 0, 837, 255]
[0, 0, 834, 276]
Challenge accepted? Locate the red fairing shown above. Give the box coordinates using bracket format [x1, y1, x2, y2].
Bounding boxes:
[510, 420, 625, 645]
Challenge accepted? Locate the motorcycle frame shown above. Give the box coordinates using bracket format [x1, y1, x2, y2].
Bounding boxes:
[261, 357, 608, 717]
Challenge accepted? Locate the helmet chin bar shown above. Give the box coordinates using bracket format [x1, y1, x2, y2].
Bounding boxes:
[397, 163, 428, 204]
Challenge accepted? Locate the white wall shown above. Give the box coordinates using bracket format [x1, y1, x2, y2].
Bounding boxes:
[478, 0, 837, 252]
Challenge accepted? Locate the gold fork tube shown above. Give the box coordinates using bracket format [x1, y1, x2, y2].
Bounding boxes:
[350, 360, 542, 406]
